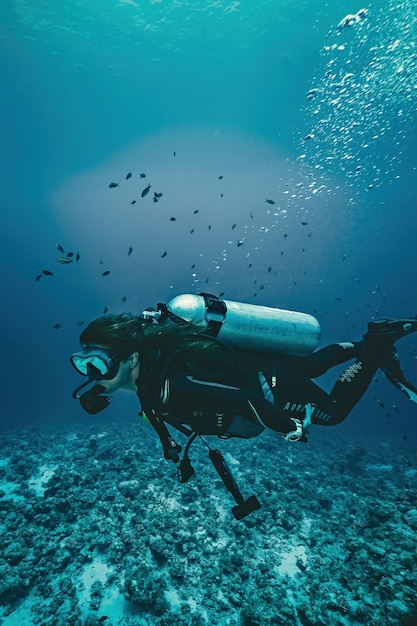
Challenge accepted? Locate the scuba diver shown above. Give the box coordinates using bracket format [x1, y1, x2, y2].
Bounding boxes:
[70, 293, 417, 519]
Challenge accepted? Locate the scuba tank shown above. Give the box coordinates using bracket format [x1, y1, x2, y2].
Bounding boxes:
[163, 293, 321, 356]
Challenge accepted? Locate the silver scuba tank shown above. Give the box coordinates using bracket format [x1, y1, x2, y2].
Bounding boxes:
[164, 293, 321, 356]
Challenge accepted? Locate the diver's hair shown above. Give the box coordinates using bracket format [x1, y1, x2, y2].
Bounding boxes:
[79, 313, 144, 359]
[143, 317, 227, 373]
[79, 312, 224, 373]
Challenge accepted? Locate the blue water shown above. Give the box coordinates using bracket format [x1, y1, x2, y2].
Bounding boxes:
[1, 1, 417, 621]
[2, 0, 416, 429]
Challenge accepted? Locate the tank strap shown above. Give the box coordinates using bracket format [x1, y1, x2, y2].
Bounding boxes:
[199, 292, 227, 337]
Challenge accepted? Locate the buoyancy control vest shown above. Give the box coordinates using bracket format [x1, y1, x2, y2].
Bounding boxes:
[139, 293, 320, 518]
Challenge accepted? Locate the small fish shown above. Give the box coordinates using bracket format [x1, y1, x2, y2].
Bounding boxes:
[193, 209, 199, 214]
[153, 196, 159, 203]
[301, 221, 308, 226]
[304, 133, 314, 141]
[141, 184, 151, 198]
[103, 306, 109, 314]
[56, 243, 64, 253]
[161, 251, 167, 258]
[76, 321, 84, 326]
[76, 252, 80, 263]
[125, 172, 132, 180]
[131, 200, 136, 205]
[128, 247, 133, 256]
[109, 182, 119, 188]
[53, 323, 61, 330]
[170, 217, 176, 221]
[190, 229, 194, 234]
[42, 270, 54, 276]
[219, 292, 224, 298]
[248, 263, 252, 268]
[265, 199, 275, 205]
[66, 252, 74, 258]
[102, 270, 111, 276]
[231, 223, 237, 229]
[122, 296, 127, 302]
[220, 193, 224, 198]
[139, 173, 146, 178]
[58, 256, 73, 264]
[173, 151, 176, 157]
[191, 264, 195, 269]
[375, 397, 384, 409]
[250, 211, 253, 219]
[35, 274, 42, 281]
[208, 225, 211, 230]
[218, 175, 223, 179]
[237, 240, 243, 247]
[155, 192, 163, 198]
[392, 404, 402, 414]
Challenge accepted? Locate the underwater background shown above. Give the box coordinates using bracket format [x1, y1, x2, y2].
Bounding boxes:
[1, 0, 417, 624]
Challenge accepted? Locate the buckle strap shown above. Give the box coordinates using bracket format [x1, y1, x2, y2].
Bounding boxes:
[199, 292, 227, 337]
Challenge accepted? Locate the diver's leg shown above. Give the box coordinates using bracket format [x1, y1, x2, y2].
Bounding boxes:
[327, 317, 417, 412]
[272, 317, 417, 430]
[272, 360, 350, 426]
[290, 342, 360, 378]
[291, 316, 417, 378]
[273, 336, 393, 426]
[326, 336, 392, 423]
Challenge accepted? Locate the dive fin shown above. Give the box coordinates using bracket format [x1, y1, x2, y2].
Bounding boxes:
[396, 380, 417, 404]
[384, 372, 417, 404]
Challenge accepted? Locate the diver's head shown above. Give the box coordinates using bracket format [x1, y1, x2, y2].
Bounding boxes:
[70, 344, 139, 393]
[71, 314, 143, 412]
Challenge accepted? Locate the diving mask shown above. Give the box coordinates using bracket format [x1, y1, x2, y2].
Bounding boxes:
[70, 346, 121, 381]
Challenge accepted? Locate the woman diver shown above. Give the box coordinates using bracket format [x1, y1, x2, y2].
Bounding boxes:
[70, 294, 417, 517]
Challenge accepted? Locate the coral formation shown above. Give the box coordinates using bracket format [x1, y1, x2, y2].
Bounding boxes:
[0, 422, 416, 625]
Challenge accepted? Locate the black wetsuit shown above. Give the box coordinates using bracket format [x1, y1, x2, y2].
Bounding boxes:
[150, 336, 391, 440]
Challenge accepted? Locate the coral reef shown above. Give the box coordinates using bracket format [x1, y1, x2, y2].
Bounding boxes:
[0, 421, 416, 625]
